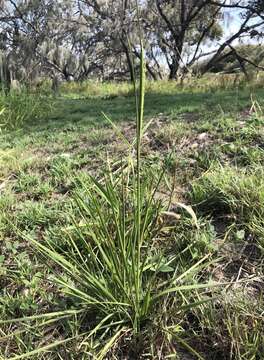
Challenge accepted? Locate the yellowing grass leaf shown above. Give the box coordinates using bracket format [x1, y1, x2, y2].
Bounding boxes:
[174, 202, 199, 229]
[97, 327, 127, 360]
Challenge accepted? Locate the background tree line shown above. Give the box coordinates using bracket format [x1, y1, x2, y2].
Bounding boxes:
[0, 0, 263, 89]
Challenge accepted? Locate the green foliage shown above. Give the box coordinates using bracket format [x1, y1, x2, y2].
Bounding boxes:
[60, 73, 264, 103]
[0, 91, 53, 130]
[191, 164, 264, 249]
[188, 289, 264, 359]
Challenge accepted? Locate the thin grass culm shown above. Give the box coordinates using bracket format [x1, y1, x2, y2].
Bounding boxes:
[134, 41, 145, 334]
[0, 45, 228, 359]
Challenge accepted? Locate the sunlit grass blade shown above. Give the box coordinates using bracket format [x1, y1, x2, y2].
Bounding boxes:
[0, 310, 83, 325]
[7, 335, 86, 360]
[97, 327, 127, 360]
[163, 328, 205, 360]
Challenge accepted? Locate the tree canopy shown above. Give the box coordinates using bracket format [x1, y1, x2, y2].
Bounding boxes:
[0, 0, 263, 86]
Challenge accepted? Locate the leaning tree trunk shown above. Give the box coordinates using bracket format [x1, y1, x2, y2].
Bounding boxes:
[121, 39, 136, 83]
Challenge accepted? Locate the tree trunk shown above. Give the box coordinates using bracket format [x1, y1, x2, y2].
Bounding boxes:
[146, 63, 158, 80]
[126, 51, 135, 83]
[123, 42, 135, 83]
[0, 55, 11, 93]
[169, 55, 180, 80]
[169, 38, 184, 80]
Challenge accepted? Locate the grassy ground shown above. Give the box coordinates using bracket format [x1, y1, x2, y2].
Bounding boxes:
[0, 80, 264, 359]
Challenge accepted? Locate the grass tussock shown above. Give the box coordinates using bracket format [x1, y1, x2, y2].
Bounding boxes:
[0, 90, 53, 130]
[191, 164, 264, 250]
[0, 65, 264, 358]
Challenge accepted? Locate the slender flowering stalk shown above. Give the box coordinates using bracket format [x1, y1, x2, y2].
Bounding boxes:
[135, 42, 145, 332]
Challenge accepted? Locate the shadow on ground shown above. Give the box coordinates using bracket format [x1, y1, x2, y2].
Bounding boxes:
[10, 87, 264, 135]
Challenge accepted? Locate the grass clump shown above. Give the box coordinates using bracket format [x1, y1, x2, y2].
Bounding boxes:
[186, 289, 264, 359]
[0, 91, 53, 130]
[191, 163, 264, 250]
[0, 46, 221, 360]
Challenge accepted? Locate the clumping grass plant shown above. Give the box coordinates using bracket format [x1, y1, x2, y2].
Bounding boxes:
[191, 163, 264, 250]
[0, 46, 236, 359]
[0, 90, 53, 130]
